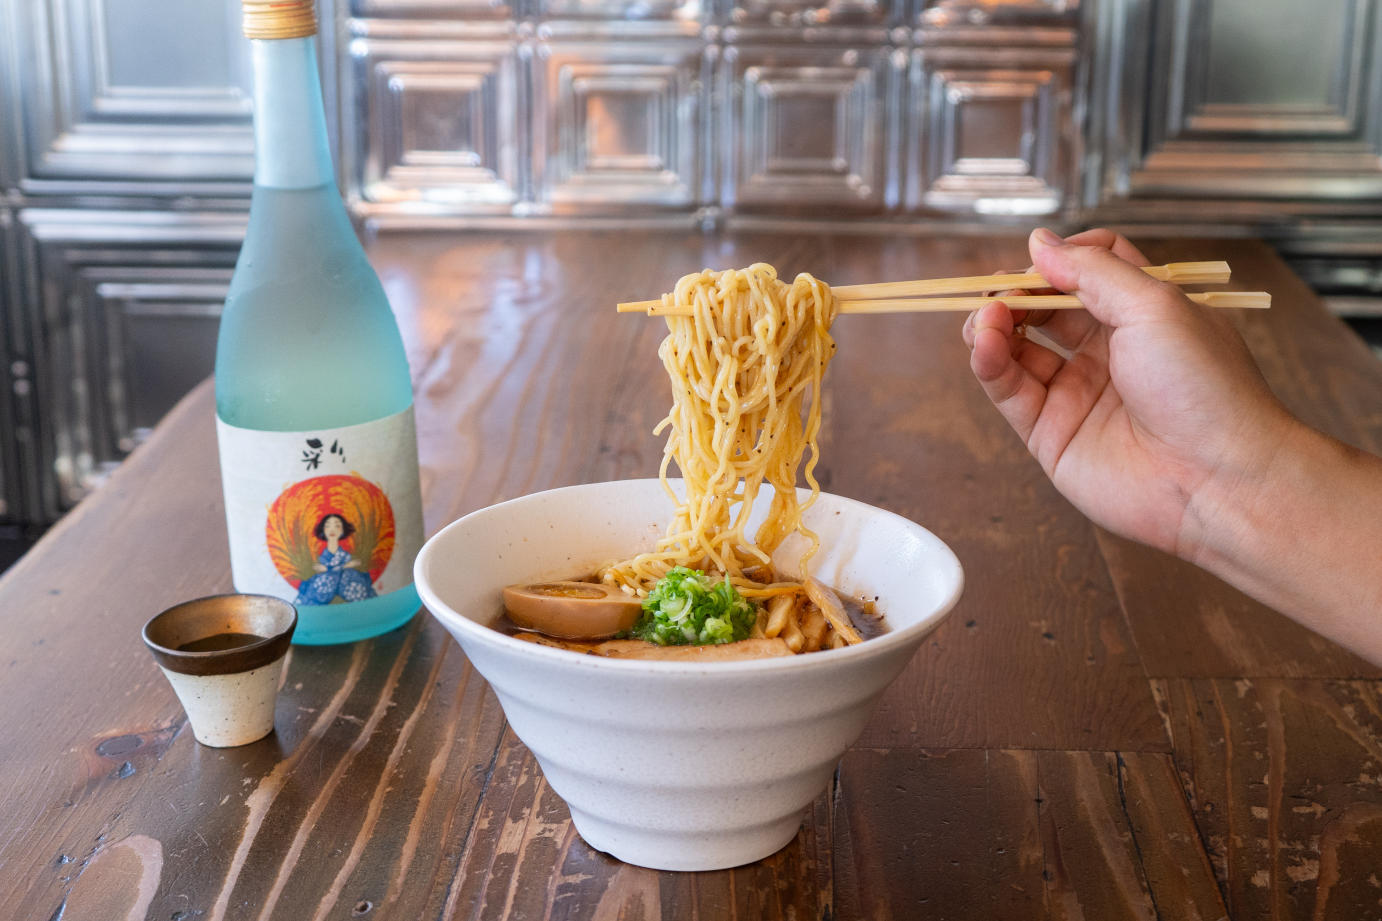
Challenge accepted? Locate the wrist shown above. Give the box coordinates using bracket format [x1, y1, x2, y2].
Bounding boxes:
[1178, 411, 1316, 570]
[1182, 420, 1382, 661]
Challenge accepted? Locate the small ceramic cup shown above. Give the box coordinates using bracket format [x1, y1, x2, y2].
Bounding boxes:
[142, 594, 297, 747]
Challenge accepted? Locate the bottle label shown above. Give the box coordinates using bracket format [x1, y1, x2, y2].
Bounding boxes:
[216, 407, 425, 607]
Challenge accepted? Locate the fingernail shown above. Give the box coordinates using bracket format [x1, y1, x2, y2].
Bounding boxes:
[1031, 227, 1063, 247]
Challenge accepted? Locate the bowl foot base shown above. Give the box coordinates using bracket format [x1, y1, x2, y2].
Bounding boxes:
[568, 808, 805, 872]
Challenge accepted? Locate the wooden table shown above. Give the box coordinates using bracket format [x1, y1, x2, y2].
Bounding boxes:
[4, 233, 1382, 921]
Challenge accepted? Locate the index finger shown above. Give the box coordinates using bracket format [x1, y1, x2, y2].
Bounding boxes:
[1028, 228, 1178, 330]
[1061, 228, 1151, 268]
[1020, 229, 1144, 346]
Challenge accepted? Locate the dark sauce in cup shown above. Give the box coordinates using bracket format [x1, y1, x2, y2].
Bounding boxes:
[176, 632, 267, 653]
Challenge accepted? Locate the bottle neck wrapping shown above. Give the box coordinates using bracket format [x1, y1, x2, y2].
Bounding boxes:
[251, 37, 334, 189]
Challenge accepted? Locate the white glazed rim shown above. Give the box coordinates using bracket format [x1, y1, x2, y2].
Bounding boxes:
[416, 479, 965, 676]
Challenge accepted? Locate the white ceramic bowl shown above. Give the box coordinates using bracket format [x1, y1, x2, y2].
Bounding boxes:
[415, 479, 963, 871]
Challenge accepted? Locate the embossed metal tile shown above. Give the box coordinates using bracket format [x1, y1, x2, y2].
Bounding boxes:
[722, 43, 901, 212]
[533, 34, 709, 210]
[917, 0, 1079, 28]
[349, 25, 523, 209]
[1109, 0, 1382, 200]
[538, 0, 706, 21]
[8, 0, 254, 193]
[352, 0, 515, 20]
[907, 43, 1076, 215]
[11, 210, 243, 517]
[729, 0, 899, 27]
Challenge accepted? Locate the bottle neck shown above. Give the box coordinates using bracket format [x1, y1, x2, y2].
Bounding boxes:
[251, 37, 334, 189]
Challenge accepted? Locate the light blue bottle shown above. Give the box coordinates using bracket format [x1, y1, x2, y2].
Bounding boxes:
[216, 5, 422, 644]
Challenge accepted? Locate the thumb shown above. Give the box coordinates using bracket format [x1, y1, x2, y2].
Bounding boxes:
[1028, 227, 1179, 329]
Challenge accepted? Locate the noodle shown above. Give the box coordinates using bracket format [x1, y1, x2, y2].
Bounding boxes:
[600, 263, 856, 650]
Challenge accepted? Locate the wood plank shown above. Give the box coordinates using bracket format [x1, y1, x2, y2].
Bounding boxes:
[834, 748, 1226, 920]
[1094, 239, 1382, 680]
[1097, 532, 1381, 679]
[1036, 750, 1231, 921]
[395, 232, 680, 526]
[853, 514, 1167, 751]
[1156, 677, 1382, 920]
[1116, 752, 1231, 921]
[834, 748, 1046, 921]
[1035, 750, 1159, 920]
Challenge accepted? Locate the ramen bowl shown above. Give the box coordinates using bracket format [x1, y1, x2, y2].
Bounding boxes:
[414, 479, 963, 872]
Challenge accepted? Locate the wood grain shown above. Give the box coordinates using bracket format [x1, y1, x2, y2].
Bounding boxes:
[834, 747, 1228, 920]
[1096, 532, 1381, 680]
[1156, 677, 1382, 920]
[1, 232, 1380, 919]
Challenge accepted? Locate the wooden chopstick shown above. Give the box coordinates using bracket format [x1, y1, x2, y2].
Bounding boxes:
[633, 290, 1270, 317]
[838, 291, 1271, 314]
[615, 261, 1231, 314]
[831, 261, 1230, 300]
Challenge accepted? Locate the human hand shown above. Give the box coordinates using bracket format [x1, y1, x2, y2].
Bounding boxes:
[314, 563, 327, 573]
[961, 227, 1299, 559]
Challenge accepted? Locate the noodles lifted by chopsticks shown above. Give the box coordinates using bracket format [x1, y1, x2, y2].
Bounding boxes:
[600, 263, 854, 651]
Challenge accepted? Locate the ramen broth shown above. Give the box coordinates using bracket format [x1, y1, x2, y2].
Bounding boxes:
[493, 574, 888, 656]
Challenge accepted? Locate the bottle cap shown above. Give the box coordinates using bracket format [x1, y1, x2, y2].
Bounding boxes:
[243, 0, 317, 40]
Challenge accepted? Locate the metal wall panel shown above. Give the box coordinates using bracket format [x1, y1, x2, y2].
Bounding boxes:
[7, 0, 255, 196]
[340, 2, 1091, 224]
[94, 279, 229, 443]
[534, 29, 709, 211]
[916, 0, 1080, 27]
[0, 209, 24, 523]
[731, 0, 897, 27]
[539, 0, 705, 21]
[0, 0, 20, 197]
[1096, 0, 1382, 204]
[13, 210, 243, 518]
[908, 31, 1078, 215]
[721, 42, 901, 213]
[347, 22, 524, 213]
[352, 0, 516, 18]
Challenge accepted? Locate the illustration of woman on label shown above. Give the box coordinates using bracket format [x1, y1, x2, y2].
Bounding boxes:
[267, 474, 395, 605]
[295, 512, 378, 605]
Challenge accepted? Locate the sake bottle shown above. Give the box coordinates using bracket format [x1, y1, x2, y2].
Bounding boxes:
[215, 0, 423, 644]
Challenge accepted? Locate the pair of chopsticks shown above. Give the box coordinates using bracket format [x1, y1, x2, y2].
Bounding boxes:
[616, 261, 1272, 316]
